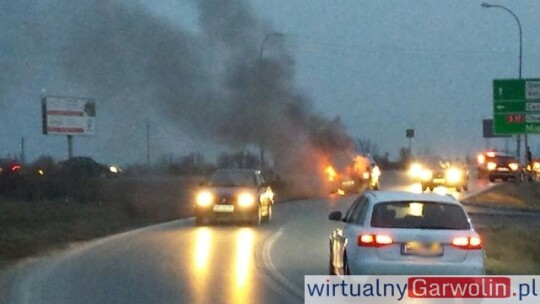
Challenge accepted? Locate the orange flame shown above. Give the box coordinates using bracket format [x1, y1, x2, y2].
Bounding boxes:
[325, 165, 337, 182]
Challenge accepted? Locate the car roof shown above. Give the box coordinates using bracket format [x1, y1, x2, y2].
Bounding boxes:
[366, 191, 461, 206]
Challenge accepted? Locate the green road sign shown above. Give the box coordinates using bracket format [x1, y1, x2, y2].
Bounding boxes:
[493, 79, 540, 135]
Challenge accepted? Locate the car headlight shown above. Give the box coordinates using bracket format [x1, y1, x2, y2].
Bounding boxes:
[509, 163, 519, 171]
[534, 162, 540, 170]
[372, 166, 381, 178]
[362, 171, 370, 180]
[196, 191, 214, 207]
[238, 193, 256, 207]
[408, 163, 423, 178]
[446, 168, 462, 183]
[420, 169, 433, 181]
[487, 162, 497, 171]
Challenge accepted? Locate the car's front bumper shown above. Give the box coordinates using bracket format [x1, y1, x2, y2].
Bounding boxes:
[488, 171, 520, 179]
[194, 204, 258, 222]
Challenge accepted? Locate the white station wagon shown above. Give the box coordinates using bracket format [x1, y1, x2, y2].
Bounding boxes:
[328, 191, 485, 275]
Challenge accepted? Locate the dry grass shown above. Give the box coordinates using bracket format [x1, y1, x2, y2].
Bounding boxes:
[0, 199, 152, 267]
[0, 176, 201, 270]
[465, 182, 540, 209]
[478, 225, 540, 274]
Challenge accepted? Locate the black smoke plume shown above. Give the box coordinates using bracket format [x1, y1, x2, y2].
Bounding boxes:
[0, 0, 354, 196]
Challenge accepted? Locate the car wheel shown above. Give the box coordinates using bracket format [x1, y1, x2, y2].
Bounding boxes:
[342, 251, 351, 275]
[262, 204, 272, 223]
[421, 184, 428, 192]
[329, 245, 335, 275]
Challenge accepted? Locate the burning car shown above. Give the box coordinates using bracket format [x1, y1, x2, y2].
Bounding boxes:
[325, 154, 380, 194]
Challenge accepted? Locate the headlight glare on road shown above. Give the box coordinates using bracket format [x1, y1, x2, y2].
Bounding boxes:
[446, 168, 462, 183]
[509, 163, 519, 171]
[487, 162, 497, 171]
[238, 193, 256, 207]
[196, 191, 214, 207]
[420, 169, 433, 181]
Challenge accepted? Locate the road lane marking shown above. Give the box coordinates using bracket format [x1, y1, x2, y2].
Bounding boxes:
[260, 228, 304, 302]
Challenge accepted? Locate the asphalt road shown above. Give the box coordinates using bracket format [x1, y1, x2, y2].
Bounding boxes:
[3, 171, 537, 304]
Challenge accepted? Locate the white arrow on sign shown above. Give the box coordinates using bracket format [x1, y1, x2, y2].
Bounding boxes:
[498, 87, 503, 97]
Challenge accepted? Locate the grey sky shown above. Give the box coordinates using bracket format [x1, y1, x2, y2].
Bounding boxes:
[1, 0, 539, 164]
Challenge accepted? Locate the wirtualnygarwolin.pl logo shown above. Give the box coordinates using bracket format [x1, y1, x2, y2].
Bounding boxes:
[305, 276, 539, 303]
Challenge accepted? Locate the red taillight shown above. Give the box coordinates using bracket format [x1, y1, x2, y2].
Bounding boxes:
[451, 236, 483, 250]
[11, 165, 21, 172]
[358, 234, 393, 247]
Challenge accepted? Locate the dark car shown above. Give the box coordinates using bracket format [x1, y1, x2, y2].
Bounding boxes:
[0, 159, 22, 177]
[194, 169, 274, 226]
[58, 157, 116, 178]
[477, 152, 522, 182]
[419, 158, 469, 192]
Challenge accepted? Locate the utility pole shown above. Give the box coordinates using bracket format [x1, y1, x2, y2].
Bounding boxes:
[20, 137, 26, 164]
[482, 3, 524, 161]
[67, 135, 73, 159]
[146, 121, 151, 167]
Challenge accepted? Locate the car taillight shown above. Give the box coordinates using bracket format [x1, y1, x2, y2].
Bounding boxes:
[487, 162, 497, 171]
[358, 234, 393, 247]
[11, 165, 21, 172]
[451, 236, 482, 250]
[508, 163, 519, 171]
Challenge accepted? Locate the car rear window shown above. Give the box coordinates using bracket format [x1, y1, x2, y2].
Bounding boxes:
[371, 201, 470, 230]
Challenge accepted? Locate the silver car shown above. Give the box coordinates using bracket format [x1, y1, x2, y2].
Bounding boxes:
[328, 191, 485, 275]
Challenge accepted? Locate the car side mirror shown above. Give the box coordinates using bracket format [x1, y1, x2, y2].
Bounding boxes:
[328, 211, 343, 221]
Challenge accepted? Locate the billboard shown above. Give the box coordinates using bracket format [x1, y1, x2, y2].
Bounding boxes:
[42, 97, 96, 135]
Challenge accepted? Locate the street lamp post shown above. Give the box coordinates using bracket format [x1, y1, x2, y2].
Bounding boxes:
[258, 32, 284, 170]
[481, 3, 525, 160]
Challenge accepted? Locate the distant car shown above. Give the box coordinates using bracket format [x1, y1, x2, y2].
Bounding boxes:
[336, 154, 381, 193]
[531, 158, 540, 178]
[477, 152, 522, 182]
[328, 191, 485, 275]
[194, 169, 274, 226]
[419, 159, 469, 192]
[0, 159, 22, 177]
[59, 157, 119, 178]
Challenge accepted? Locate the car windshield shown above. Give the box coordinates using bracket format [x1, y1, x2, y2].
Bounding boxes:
[488, 156, 517, 164]
[209, 170, 257, 187]
[371, 201, 470, 230]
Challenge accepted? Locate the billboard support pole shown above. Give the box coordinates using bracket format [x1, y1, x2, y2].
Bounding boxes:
[67, 135, 73, 159]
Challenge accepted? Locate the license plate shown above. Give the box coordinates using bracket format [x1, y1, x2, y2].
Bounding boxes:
[433, 178, 445, 183]
[402, 242, 443, 257]
[497, 168, 509, 171]
[213, 205, 234, 213]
